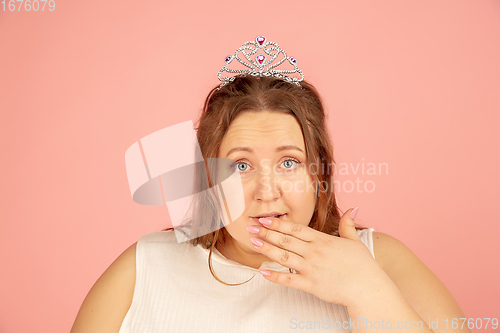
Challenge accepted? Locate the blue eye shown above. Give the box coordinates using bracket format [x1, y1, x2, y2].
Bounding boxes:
[234, 161, 250, 172]
[231, 158, 301, 173]
[282, 159, 297, 169]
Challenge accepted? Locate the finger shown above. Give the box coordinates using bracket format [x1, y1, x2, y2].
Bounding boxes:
[257, 217, 315, 242]
[338, 206, 361, 241]
[250, 237, 303, 272]
[247, 225, 307, 258]
[259, 269, 312, 293]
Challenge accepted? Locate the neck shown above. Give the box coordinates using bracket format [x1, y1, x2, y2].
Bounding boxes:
[215, 234, 274, 269]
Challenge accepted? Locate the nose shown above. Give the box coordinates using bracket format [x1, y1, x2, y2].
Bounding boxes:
[254, 173, 281, 201]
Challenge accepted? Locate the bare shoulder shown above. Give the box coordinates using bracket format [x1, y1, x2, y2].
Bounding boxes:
[70, 241, 137, 333]
[371, 232, 469, 333]
[371, 231, 402, 269]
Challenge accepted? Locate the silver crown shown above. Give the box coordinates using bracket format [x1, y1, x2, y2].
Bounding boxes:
[217, 35, 304, 89]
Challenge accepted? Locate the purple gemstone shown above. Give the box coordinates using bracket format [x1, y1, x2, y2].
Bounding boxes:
[225, 56, 231, 62]
[256, 54, 265, 64]
[257, 36, 265, 45]
[290, 57, 296, 63]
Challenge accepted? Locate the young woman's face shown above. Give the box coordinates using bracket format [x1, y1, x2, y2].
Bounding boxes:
[216, 110, 318, 267]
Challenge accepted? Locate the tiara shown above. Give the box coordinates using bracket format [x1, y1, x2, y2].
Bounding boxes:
[217, 35, 304, 89]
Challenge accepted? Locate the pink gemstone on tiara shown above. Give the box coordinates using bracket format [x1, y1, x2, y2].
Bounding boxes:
[258, 67, 263, 71]
[290, 57, 296, 63]
[256, 55, 265, 64]
[257, 36, 265, 45]
[225, 56, 231, 62]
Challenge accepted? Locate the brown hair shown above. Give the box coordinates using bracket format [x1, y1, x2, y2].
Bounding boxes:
[162, 75, 367, 285]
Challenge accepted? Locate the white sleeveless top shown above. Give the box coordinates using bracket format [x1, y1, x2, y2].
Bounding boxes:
[119, 227, 376, 333]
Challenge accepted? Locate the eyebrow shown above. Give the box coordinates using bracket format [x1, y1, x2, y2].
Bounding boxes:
[226, 145, 305, 157]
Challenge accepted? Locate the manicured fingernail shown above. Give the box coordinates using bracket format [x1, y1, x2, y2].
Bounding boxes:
[250, 237, 263, 247]
[246, 226, 260, 234]
[259, 218, 272, 225]
[260, 270, 271, 276]
[349, 206, 359, 219]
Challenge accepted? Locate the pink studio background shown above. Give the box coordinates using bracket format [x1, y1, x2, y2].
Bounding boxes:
[1, 1, 499, 332]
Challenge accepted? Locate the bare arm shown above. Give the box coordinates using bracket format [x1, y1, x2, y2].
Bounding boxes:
[347, 232, 469, 333]
[70, 242, 137, 333]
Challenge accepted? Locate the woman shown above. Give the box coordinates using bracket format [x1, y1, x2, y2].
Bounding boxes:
[71, 36, 469, 333]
